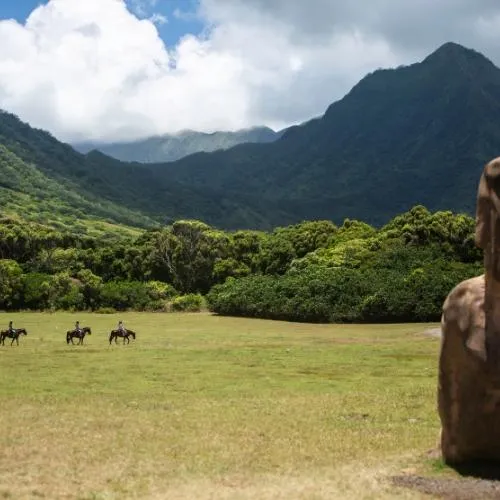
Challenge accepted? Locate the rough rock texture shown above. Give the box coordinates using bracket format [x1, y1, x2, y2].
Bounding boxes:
[439, 157, 500, 464]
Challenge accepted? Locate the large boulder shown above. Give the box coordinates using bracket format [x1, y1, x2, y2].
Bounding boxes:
[439, 157, 500, 464]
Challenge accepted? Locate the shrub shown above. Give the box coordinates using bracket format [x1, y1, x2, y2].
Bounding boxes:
[207, 259, 481, 323]
[171, 293, 205, 312]
[100, 280, 174, 311]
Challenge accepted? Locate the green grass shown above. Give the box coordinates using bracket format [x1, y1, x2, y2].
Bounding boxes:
[0, 313, 441, 499]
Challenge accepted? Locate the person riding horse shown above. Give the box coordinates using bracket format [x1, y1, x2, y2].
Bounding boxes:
[8, 321, 16, 336]
[109, 321, 135, 344]
[75, 321, 82, 335]
[118, 320, 127, 335]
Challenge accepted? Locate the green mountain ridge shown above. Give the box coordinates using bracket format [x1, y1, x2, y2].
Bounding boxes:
[1, 42, 499, 230]
[152, 42, 500, 225]
[0, 111, 294, 230]
[73, 126, 284, 163]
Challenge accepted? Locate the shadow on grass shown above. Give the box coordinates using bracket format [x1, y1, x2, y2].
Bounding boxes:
[429, 453, 500, 480]
[450, 460, 500, 480]
[392, 456, 500, 499]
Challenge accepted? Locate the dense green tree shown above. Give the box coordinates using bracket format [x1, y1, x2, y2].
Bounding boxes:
[22, 272, 52, 310]
[149, 220, 231, 293]
[0, 205, 486, 321]
[0, 259, 23, 309]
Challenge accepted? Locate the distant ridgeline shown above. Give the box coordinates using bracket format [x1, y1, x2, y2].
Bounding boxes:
[73, 127, 284, 163]
[0, 207, 483, 322]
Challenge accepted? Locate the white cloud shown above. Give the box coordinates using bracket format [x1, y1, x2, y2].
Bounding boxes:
[1, 0, 500, 142]
[129, 0, 157, 18]
[149, 12, 167, 25]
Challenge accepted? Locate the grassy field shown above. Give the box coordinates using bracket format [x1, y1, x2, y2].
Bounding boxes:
[0, 312, 442, 499]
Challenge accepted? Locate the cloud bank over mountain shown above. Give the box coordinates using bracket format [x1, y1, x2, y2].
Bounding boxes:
[0, 0, 499, 142]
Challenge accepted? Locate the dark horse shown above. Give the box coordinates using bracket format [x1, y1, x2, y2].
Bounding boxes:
[0, 328, 28, 346]
[66, 326, 92, 345]
[109, 329, 136, 344]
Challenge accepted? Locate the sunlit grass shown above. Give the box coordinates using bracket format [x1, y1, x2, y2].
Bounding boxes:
[0, 312, 440, 499]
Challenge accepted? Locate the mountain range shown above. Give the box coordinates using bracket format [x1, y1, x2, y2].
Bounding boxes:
[73, 127, 283, 163]
[1, 42, 498, 231]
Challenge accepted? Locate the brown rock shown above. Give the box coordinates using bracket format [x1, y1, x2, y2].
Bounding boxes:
[439, 157, 500, 464]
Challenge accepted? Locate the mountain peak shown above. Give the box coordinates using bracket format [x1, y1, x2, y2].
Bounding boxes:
[432, 41, 469, 55]
[422, 41, 495, 69]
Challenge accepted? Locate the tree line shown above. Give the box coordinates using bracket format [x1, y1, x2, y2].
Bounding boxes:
[0, 206, 483, 322]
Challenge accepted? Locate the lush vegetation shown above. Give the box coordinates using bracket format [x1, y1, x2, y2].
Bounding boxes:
[208, 207, 481, 323]
[0, 312, 441, 499]
[0, 205, 483, 322]
[0, 143, 154, 234]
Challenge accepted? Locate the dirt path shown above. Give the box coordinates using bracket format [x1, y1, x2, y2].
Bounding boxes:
[392, 474, 500, 499]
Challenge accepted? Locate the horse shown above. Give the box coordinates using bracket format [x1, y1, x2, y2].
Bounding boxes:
[66, 326, 92, 345]
[0, 328, 28, 346]
[109, 329, 136, 345]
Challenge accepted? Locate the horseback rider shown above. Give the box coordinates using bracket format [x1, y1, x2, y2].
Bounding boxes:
[75, 320, 82, 334]
[118, 320, 127, 335]
[8, 321, 16, 335]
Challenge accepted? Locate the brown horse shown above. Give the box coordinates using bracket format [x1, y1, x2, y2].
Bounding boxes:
[109, 329, 136, 345]
[66, 326, 92, 345]
[0, 328, 28, 346]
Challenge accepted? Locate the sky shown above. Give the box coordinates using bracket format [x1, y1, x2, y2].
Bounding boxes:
[0, 0, 500, 143]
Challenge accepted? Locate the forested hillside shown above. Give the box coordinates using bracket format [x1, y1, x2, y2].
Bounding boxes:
[0, 207, 482, 323]
[155, 42, 500, 225]
[0, 143, 153, 238]
[0, 110, 290, 230]
[74, 127, 283, 163]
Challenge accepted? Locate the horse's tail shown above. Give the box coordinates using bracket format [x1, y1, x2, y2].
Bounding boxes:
[109, 332, 114, 344]
[66, 332, 71, 344]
